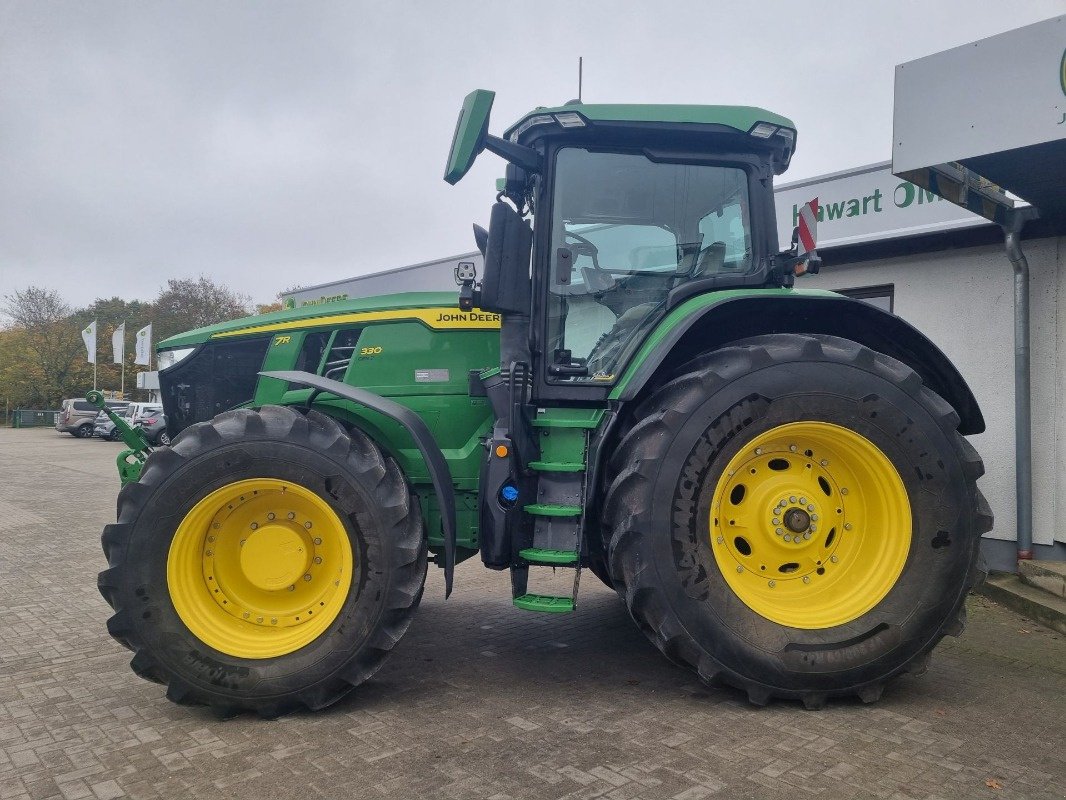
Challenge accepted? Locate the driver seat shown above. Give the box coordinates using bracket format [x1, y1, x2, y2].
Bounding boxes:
[692, 241, 726, 278]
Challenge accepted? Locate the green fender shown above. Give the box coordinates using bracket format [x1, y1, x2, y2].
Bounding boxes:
[610, 289, 985, 436]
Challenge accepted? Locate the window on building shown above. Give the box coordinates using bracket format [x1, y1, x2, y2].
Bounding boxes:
[837, 284, 894, 313]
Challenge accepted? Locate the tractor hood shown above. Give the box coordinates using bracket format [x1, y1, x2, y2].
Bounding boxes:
[158, 291, 467, 350]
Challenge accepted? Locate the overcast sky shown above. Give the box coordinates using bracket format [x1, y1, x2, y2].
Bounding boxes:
[1, 1, 1061, 310]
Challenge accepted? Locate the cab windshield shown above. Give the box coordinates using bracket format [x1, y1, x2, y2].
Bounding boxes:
[547, 147, 753, 381]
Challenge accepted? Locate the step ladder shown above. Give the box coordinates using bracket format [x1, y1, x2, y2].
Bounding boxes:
[511, 408, 602, 613]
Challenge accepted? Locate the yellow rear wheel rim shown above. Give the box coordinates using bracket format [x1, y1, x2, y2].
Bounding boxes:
[710, 422, 911, 629]
[167, 478, 354, 659]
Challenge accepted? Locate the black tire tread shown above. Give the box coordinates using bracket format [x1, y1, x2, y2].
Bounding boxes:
[604, 334, 989, 708]
[98, 405, 427, 717]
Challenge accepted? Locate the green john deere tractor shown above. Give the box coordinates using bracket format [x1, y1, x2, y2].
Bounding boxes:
[98, 90, 991, 716]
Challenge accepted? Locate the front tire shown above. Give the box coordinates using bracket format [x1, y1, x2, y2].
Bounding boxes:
[99, 406, 427, 717]
[603, 334, 990, 707]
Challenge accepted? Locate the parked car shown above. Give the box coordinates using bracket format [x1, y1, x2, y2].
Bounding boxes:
[94, 403, 164, 441]
[136, 412, 170, 446]
[56, 398, 128, 438]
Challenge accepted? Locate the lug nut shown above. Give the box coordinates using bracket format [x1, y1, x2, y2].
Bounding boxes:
[314, 556, 322, 565]
[257, 617, 263, 623]
[844, 523, 853, 531]
[820, 459, 828, 466]
[716, 536, 724, 544]
[205, 550, 213, 557]
[808, 505, 815, 511]
[213, 523, 221, 530]
[243, 612, 250, 619]
[841, 488, 849, 495]
[790, 496, 797, 503]
[789, 445, 797, 452]
[768, 580, 776, 588]
[287, 512, 295, 520]
[783, 535, 792, 542]
[313, 537, 322, 546]
[803, 532, 812, 540]
[803, 576, 811, 584]
[799, 497, 807, 505]
[811, 514, 819, 521]
[267, 513, 275, 521]
[755, 448, 763, 455]
[830, 555, 839, 563]
[773, 518, 780, 525]
[250, 522, 258, 530]
[775, 527, 784, 535]
[288, 585, 295, 591]
[240, 539, 246, 547]
[736, 566, 744, 573]
[304, 522, 312, 529]
[303, 574, 312, 581]
[271, 618, 277, 625]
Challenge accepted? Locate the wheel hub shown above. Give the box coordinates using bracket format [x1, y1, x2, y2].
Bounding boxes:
[710, 422, 911, 629]
[240, 525, 310, 591]
[782, 507, 811, 534]
[168, 478, 354, 659]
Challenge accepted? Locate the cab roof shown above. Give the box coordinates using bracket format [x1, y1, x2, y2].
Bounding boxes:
[503, 102, 798, 172]
[506, 103, 794, 138]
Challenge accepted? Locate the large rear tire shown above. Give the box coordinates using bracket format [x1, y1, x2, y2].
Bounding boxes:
[99, 405, 427, 717]
[603, 334, 991, 707]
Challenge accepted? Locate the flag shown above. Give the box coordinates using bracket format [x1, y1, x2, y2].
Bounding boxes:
[82, 320, 97, 364]
[797, 197, 818, 257]
[134, 324, 153, 366]
[112, 322, 125, 364]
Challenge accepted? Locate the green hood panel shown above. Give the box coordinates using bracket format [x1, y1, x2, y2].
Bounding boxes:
[159, 292, 467, 349]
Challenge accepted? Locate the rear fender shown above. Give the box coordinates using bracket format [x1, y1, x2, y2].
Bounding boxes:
[612, 293, 984, 435]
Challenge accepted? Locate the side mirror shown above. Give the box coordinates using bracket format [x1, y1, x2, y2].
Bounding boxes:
[443, 89, 541, 186]
[444, 90, 495, 185]
[480, 202, 532, 315]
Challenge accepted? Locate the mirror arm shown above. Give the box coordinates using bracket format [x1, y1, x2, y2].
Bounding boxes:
[483, 134, 541, 174]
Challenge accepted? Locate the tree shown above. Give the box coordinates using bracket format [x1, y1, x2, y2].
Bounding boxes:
[1, 287, 93, 407]
[153, 276, 252, 342]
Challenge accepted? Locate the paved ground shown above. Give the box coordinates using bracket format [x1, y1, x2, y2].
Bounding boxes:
[1, 428, 1064, 800]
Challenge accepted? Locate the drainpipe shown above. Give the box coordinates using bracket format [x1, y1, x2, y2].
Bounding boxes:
[1004, 208, 1038, 561]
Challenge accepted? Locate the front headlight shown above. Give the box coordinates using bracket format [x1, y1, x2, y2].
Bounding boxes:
[157, 347, 195, 371]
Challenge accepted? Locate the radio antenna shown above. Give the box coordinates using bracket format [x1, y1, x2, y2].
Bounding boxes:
[578, 57, 583, 102]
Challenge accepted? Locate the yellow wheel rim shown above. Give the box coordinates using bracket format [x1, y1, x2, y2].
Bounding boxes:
[710, 422, 911, 629]
[167, 478, 354, 659]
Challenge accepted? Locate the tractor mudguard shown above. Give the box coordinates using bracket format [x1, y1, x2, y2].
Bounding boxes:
[261, 370, 457, 596]
[612, 292, 984, 435]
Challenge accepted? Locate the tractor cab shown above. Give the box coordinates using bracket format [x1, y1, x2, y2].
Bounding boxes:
[445, 90, 797, 400]
[444, 91, 805, 602]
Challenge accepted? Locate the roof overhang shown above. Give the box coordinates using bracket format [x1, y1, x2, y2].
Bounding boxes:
[892, 15, 1065, 221]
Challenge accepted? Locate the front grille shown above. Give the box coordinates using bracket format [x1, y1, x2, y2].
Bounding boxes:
[160, 337, 271, 435]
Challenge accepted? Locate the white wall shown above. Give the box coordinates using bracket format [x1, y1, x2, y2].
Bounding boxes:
[803, 235, 1065, 547]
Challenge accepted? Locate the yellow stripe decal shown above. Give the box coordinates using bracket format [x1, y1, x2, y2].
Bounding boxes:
[213, 307, 502, 338]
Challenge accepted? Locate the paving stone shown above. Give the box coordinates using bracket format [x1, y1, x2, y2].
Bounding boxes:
[1, 428, 1065, 800]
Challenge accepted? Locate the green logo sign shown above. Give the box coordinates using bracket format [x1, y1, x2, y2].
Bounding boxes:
[283, 297, 295, 310]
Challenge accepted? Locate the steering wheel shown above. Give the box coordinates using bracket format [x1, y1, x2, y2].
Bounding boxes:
[565, 230, 603, 271]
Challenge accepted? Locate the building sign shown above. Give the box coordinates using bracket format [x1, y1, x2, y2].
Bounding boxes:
[774, 161, 987, 250]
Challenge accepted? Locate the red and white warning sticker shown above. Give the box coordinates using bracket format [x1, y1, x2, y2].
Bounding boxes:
[797, 197, 818, 257]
